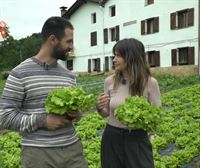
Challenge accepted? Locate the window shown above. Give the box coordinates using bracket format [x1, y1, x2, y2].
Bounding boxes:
[91, 13, 96, 24]
[146, 51, 160, 67]
[90, 31, 97, 46]
[110, 28, 116, 41]
[103, 26, 120, 43]
[93, 59, 98, 71]
[110, 5, 116, 17]
[145, 0, 154, 5]
[88, 58, 101, 72]
[178, 10, 188, 28]
[141, 17, 159, 35]
[108, 25, 119, 42]
[170, 8, 194, 29]
[147, 18, 154, 34]
[179, 48, 188, 65]
[171, 47, 194, 66]
[93, 58, 101, 72]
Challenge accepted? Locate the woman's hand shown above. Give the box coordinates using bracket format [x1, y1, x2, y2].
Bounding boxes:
[96, 93, 110, 111]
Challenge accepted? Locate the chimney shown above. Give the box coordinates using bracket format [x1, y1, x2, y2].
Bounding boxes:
[60, 6, 68, 17]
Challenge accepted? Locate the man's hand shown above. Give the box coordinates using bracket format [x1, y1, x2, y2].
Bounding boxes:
[45, 113, 71, 130]
[66, 110, 81, 120]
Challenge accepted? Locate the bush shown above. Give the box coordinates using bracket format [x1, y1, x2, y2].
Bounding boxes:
[1, 71, 10, 80]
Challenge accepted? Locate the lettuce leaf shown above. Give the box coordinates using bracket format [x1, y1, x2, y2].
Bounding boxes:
[114, 96, 163, 132]
[45, 86, 95, 115]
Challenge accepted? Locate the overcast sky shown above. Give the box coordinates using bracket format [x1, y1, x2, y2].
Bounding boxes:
[0, 0, 76, 40]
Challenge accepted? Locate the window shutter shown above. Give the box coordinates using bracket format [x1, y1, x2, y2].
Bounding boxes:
[105, 56, 109, 72]
[153, 17, 159, 33]
[147, 0, 154, 5]
[171, 49, 177, 65]
[88, 59, 91, 72]
[155, 51, 160, 66]
[91, 32, 97, 46]
[94, 13, 96, 23]
[170, 12, 176, 29]
[188, 8, 194, 26]
[115, 25, 120, 41]
[188, 47, 194, 65]
[104, 28, 108, 44]
[141, 20, 145, 35]
[97, 58, 101, 72]
[90, 32, 93, 46]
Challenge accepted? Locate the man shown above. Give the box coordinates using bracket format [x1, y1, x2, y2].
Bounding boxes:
[0, 16, 88, 168]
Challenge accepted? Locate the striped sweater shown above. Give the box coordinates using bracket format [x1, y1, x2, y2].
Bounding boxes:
[0, 57, 79, 147]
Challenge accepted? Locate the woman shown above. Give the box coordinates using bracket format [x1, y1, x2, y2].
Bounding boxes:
[96, 38, 161, 168]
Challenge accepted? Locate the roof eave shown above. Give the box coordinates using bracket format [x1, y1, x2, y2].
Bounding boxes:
[62, 0, 108, 19]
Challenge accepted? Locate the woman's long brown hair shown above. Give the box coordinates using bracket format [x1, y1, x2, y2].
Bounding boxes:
[113, 38, 151, 96]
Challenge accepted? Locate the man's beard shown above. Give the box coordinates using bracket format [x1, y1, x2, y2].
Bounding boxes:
[52, 43, 69, 61]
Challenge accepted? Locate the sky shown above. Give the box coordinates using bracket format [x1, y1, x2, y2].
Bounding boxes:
[0, 0, 76, 40]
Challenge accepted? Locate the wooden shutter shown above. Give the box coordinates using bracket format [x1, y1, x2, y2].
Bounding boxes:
[105, 56, 109, 72]
[88, 59, 91, 72]
[188, 8, 194, 26]
[153, 17, 159, 33]
[104, 28, 108, 44]
[170, 12, 176, 29]
[115, 25, 120, 41]
[93, 13, 96, 23]
[149, 0, 154, 4]
[90, 32, 93, 46]
[141, 20, 145, 35]
[155, 51, 160, 67]
[97, 58, 101, 72]
[188, 47, 194, 65]
[91, 32, 97, 46]
[171, 49, 177, 65]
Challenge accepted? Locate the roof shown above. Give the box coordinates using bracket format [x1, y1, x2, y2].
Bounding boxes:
[62, 0, 108, 19]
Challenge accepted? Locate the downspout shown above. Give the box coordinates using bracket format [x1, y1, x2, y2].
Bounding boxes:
[99, 1, 105, 72]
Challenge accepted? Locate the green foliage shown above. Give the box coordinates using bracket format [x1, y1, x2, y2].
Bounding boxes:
[0, 80, 5, 95]
[82, 137, 101, 168]
[156, 74, 200, 93]
[0, 132, 22, 168]
[45, 86, 95, 115]
[76, 112, 106, 168]
[0, 33, 41, 71]
[0, 36, 21, 71]
[1, 70, 10, 80]
[1, 75, 200, 168]
[76, 112, 106, 140]
[77, 75, 105, 100]
[114, 96, 163, 132]
[153, 84, 200, 167]
[19, 33, 42, 61]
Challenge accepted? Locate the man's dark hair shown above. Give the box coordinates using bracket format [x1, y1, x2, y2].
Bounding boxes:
[41, 16, 73, 42]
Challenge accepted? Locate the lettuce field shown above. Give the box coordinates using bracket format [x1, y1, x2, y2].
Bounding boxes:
[0, 74, 200, 168]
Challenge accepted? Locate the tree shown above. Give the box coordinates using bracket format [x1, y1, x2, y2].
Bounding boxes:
[0, 33, 41, 71]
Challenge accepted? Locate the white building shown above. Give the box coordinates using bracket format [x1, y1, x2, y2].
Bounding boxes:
[61, 0, 200, 74]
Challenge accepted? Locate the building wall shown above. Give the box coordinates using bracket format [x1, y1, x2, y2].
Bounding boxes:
[67, 0, 198, 72]
[139, 0, 198, 67]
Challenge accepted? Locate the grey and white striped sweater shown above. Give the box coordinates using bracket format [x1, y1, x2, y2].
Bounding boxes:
[0, 57, 79, 147]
